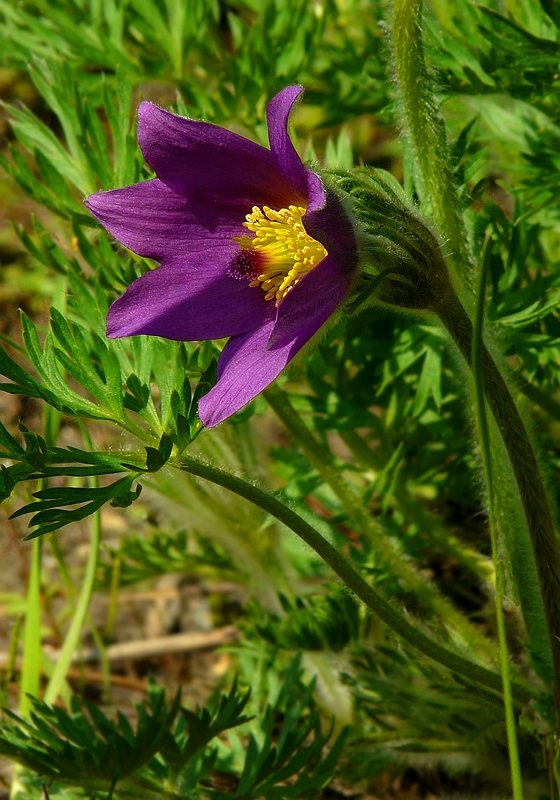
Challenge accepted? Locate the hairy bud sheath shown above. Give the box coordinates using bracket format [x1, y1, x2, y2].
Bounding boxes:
[328, 168, 452, 313]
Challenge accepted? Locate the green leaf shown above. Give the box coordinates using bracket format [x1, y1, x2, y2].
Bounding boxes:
[12, 475, 141, 537]
[0, 419, 24, 455]
[413, 341, 443, 417]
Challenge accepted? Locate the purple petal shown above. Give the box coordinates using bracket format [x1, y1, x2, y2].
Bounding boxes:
[266, 86, 326, 213]
[106, 247, 270, 340]
[86, 179, 245, 262]
[266, 87, 308, 200]
[198, 280, 337, 427]
[305, 171, 327, 214]
[303, 188, 359, 276]
[267, 256, 351, 350]
[198, 316, 281, 428]
[137, 102, 301, 212]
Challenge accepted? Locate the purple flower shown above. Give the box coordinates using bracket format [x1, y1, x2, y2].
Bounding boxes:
[85, 86, 358, 427]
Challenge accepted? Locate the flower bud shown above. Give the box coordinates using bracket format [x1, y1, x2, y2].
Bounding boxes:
[326, 168, 452, 313]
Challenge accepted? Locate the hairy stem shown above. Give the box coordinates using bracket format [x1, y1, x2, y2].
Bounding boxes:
[392, 0, 470, 279]
[177, 454, 531, 703]
[472, 238, 524, 798]
[264, 385, 498, 665]
[437, 290, 560, 697]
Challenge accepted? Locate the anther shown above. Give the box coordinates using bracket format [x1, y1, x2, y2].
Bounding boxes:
[231, 203, 328, 304]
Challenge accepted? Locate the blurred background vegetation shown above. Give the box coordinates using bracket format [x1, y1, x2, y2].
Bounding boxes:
[1, 0, 560, 797]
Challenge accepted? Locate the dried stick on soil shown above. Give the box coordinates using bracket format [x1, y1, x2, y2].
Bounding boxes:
[0, 626, 239, 673]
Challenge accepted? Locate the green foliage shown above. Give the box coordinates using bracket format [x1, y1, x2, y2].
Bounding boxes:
[434, 3, 560, 102]
[2, 662, 344, 799]
[246, 586, 360, 652]
[340, 642, 520, 786]
[0, 0, 389, 127]
[1, 683, 182, 786]
[96, 528, 236, 588]
[12, 475, 142, 538]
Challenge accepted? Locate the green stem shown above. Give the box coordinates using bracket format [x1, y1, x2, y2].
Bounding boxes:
[49, 531, 112, 704]
[19, 385, 67, 716]
[472, 238, 524, 799]
[43, 507, 101, 705]
[19, 538, 42, 718]
[437, 290, 560, 695]
[43, 423, 104, 705]
[44, 502, 102, 706]
[264, 385, 499, 665]
[392, 0, 470, 279]
[176, 454, 531, 704]
[49, 534, 75, 597]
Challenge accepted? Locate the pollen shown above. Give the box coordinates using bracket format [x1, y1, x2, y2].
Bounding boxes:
[232, 205, 328, 304]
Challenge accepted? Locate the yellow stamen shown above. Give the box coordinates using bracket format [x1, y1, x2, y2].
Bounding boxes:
[232, 204, 328, 304]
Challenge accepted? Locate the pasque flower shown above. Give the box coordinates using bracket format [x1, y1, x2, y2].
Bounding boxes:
[86, 86, 358, 427]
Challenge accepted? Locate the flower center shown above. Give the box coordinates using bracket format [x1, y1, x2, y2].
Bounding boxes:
[230, 205, 328, 304]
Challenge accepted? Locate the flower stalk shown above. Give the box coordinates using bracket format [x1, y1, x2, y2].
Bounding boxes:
[437, 288, 560, 699]
[264, 385, 499, 664]
[19, 401, 62, 719]
[472, 236, 524, 799]
[19, 537, 42, 719]
[176, 453, 531, 704]
[392, 0, 470, 281]
[43, 507, 101, 706]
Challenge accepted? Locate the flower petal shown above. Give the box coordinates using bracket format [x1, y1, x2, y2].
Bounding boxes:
[303, 188, 359, 276]
[266, 86, 325, 213]
[86, 179, 245, 263]
[137, 102, 301, 211]
[106, 247, 270, 340]
[266, 86, 308, 200]
[267, 255, 351, 350]
[198, 295, 329, 428]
